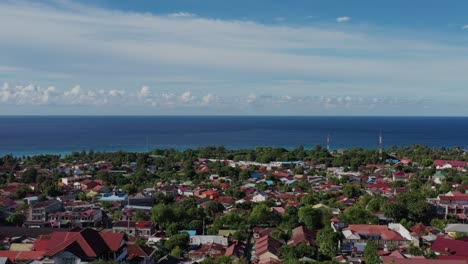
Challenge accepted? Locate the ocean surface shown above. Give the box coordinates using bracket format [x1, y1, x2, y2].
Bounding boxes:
[0, 116, 468, 157]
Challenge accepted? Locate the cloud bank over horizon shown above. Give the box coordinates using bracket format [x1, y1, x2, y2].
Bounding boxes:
[1, 0, 468, 115]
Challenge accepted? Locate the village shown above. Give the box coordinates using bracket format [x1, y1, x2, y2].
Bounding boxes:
[0, 146, 466, 264]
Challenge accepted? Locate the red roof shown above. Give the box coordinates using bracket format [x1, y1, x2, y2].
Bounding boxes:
[35, 228, 123, 259]
[0, 251, 45, 262]
[255, 235, 282, 257]
[100, 232, 124, 251]
[382, 256, 467, 264]
[287, 226, 316, 246]
[127, 244, 154, 259]
[135, 221, 153, 228]
[410, 223, 429, 236]
[434, 160, 467, 168]
[431, 237, 468, 256]
[440, 196, 468, 201]
[345, 225, 405, 241]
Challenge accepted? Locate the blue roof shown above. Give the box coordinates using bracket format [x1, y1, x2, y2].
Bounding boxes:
[179, 230, 197, 237]
[250, 173, 262, 179]
[265, 180, 274, 186]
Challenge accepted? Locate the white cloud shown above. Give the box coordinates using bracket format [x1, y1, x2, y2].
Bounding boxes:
[201, 94, 217, 105]
[245, 94, 257, 104]
[108, 89, 124, 97]
[167, 12, 194, 18]
[274, 17, 286, 22]
[0, 1, 467, 114]
[180, 91, 195, 103]
[462, 25, 468, 29]
[137, 86, 151, 98]
[0, 82, 439, 115]
[336, 16, 351, 23]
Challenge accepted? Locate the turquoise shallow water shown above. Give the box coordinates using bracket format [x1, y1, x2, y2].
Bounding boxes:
[0, 116, 467, 157]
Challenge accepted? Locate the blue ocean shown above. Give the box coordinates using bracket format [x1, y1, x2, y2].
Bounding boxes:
[0, 116, 467, 157]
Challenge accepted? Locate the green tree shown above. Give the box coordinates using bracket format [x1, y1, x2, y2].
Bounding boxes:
[170, 246, 182, 258]
[363, 240, 380, 264]
[298, 205, 323, 229]
[342, 183, 362, 198]
[382, 202, 407, 222]
[6, 213, 26, 226]
[165, 233, 190, 251]
[431, 218, 447, 230]
[316, 227, 339, 259]
[248, 204, 275, 225]
[340, 205, 378, 224]
[151, 204, 175, 228]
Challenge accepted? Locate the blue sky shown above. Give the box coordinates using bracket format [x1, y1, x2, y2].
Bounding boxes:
[1, 0, 468, 115]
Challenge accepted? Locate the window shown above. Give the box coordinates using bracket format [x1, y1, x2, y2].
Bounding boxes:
[62, 257, 75, 264]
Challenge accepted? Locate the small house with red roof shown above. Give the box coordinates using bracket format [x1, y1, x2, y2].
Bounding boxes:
[202, 189, 219, 200]
[112, 221, 155, 238]
[254, 235, 283, 263]
[287, 226, 316, 246]
[430, 237, 468, 257]
[434, 160, 467, 171]
[341, 224, 417, 250]
[126, 243, 157, 264]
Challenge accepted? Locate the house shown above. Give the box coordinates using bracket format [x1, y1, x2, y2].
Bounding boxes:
[99, 193, 128, 203]
[430, 237, 468, 257]
[24, 200, 63, 228]
[190, 236, 228, 246]
[202, 190, 219, 200]
[432, 171, 447, 184]
[427, 191, 468, 219]
[60, 175, 91, 186]
[127, 244, 158, 264]
[341, 224, 417, 252]
[392, 171, 407, 182]
[12, 228, 128, 263]
[382, 256, 466, 264]
[112, 221, 155, 238]
[252, 192, 268, 203]
[434, 160, 467, 170]
[158, 185, 179, 196]
[225, 241, 246, 258]
[444, 224, 468, 237]
[253, 228, 279, 240]
[254, 235, 283, 262]
[48, 208, 103, 228]
[188, 243, 226, 261]
[0, 251, 45, 263]
[287, 226, 316, 246]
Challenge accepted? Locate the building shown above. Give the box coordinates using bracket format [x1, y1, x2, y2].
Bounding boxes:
[0, 228, 127, 263]
[427, 191, 468, 219]
[112, 221, 155, 238]
[254, 235, 283, 263]
[433, 160, 467, 171]
[341, 224, 417, 252]
[25, 200, 63, 228]
[190, 235, 228, 246]
[287, 226, 316, 246]
[48, 208, 103, 228]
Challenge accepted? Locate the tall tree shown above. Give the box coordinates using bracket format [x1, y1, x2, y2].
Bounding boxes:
[298, 205, 323, 229]
[316, 227, 339, 259]
[363, 240, 380, 264]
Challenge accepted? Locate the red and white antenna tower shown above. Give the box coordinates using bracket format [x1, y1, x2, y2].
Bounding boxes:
[379, 129, 383, 161]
